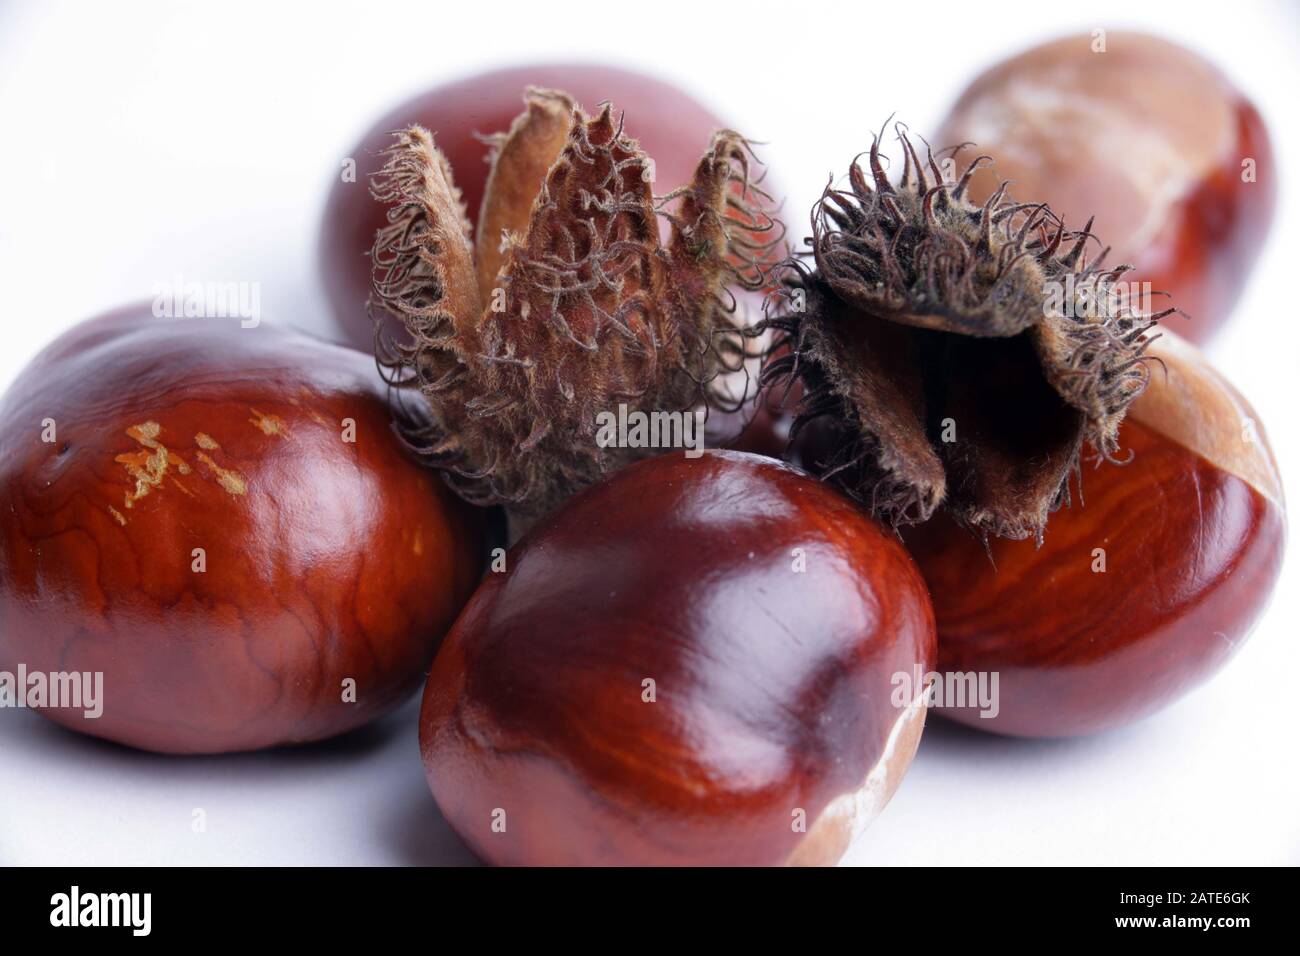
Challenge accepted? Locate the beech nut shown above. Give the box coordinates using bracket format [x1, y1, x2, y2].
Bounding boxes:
[419, 450, 936, 866]
[936, 31, 1276, 342]
[318, 63, 753, 350]
[904, 331, 1285, 737]
[0, 306, 488, 753]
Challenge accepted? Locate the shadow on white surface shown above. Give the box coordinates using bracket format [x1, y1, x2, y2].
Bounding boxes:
[0, 696, 480, 866]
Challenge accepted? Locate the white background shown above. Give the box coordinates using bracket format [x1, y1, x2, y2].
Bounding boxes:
[1, 0, 1297, 866]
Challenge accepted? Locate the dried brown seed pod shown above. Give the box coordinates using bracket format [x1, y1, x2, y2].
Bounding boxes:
[369, 88, 778, 519]
[762, 125, 1170, 541]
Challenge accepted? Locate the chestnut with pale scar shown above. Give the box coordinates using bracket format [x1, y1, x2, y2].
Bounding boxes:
[904, 331, 1285, 736]
[935, 31, 1277, 344]
[419, 450, 936, 866]
[759, 118, 1285, 741]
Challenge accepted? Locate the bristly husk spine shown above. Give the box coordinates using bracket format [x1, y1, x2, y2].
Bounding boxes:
[370, 89, 779, 518]
[761, 124, 1174, 542]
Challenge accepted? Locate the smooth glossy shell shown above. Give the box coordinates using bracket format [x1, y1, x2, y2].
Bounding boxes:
[936, 31, 1276, 342]
[905, 332, 1285, 736]
[420, 450, 936, 865]
[0, 306, 487, 753]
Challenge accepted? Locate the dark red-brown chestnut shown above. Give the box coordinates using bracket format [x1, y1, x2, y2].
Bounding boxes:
[0, 305, 487, 753]
[420, 450, 936, 866]
[935, 31, 1276, 342]
[904, 331, 1285, 736]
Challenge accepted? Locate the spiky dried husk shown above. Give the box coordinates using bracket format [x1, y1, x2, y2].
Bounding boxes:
[370, 89, 777, 518]
[762, 126, 1172, 541]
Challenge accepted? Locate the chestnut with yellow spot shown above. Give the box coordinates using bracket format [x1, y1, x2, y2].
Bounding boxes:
[0, 305, 489, 753]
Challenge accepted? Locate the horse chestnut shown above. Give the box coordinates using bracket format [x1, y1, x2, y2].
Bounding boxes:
[318, 63, 753, 350]
[936, 31, 1276, 342]
[904, 331, 1285, 737]
[0, 306, 487, 753]
[420, 450, 936, 865]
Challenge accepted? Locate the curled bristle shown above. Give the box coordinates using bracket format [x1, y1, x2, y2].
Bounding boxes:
[369, 95, 780, 517]
[759, 125, 1161, 540]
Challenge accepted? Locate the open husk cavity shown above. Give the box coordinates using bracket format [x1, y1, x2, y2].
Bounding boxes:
[370, 87, 777, 518]
[762, 125, 1170, 542]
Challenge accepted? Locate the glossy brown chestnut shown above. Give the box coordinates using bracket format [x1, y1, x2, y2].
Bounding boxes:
[0, 305, 487, 753]
[936, 31, 1276, 342]
[904, 331, 1285, 737]
[420, 450, 936, 866]
[319, 63, 748, 349]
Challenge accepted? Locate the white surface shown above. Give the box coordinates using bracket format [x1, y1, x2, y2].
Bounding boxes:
[1, 0, 1297, 866]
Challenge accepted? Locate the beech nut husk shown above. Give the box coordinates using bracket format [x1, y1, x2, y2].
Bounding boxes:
[762, 125, 1170, 541]
[369, 88, 780, 520]
[317, 64, 770, 351]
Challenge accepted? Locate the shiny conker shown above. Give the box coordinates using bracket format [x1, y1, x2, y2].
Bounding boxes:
[935, 31, 1276, 342]
[904, 331, 1285, 737]
[0, 305, 487, 753]
[318, 63, 750, 350]
[420, 450, 936, 866]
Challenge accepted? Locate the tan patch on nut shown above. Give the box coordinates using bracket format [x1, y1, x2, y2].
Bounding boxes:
[195, 451, 248, 497]
[115, 421, 191, 509]
[784, 686, 930, 867]
[1131, 330, 1284, 507]
[248, 408, 289, 437]
[194, 432, 220, 451]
